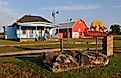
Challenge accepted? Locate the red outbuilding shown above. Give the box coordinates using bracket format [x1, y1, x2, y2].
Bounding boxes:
[57, 19, 90, 38]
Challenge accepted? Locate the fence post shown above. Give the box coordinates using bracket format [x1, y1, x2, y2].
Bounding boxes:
[60, 39, 63, 52]
[96, 36, 98, 53]
[102, 35, 113, 56]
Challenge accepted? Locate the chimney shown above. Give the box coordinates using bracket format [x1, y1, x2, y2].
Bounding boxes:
[28, 13, 32, 16]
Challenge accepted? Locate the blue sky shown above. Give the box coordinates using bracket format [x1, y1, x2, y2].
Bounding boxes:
[0, 0, 121, 31]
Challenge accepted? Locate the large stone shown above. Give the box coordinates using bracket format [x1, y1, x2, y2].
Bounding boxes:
[43, 51, 109, 73]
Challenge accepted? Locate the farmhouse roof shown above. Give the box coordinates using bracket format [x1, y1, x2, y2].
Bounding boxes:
[16, 15, 52, 23]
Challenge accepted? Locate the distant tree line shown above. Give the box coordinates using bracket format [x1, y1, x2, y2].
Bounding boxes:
[109, 24, 121, 35]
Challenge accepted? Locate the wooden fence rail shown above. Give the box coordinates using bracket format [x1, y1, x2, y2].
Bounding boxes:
[0, 48, 103, 57]
[0, 49, 60, 57]
[0, 48, 79, 57]
[0, 41, 103, 47]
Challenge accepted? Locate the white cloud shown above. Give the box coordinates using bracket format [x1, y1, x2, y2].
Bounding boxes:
[41, 4, 100, 11]
[0, 0, 20, 32]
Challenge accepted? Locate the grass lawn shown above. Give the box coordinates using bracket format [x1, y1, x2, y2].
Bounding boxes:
[0, 37, 121, 78]
[0, 53, 121, 78]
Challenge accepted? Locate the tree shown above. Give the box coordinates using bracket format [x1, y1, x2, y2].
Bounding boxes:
[110, 24, 121, 35]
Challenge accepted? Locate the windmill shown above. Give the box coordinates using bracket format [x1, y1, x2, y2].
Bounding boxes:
[52, 10, 59, 24]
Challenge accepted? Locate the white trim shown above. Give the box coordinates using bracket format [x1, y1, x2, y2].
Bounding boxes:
[72, 32, 79, 38]
[17, 22, 54, 27]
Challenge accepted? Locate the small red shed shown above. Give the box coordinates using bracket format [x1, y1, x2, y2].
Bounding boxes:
[57, 19, 89, 38]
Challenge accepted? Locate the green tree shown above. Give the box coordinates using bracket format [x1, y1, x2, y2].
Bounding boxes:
[110, 24, 121, 35]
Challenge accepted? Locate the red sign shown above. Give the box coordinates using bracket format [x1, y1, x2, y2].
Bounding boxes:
[58, 33, 63, 39]
[84, 31, 108, 37]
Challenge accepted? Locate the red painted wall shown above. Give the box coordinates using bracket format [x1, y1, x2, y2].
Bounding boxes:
[72, 19, 88, 33]
[59, 28, 72, 38]
[72, 19, 89, 38]
[58, 19, 89, 38]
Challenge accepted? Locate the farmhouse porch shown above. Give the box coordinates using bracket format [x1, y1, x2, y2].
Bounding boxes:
[15, 22, 53, 41]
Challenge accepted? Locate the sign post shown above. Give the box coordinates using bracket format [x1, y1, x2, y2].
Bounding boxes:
[96, 36, 98, 53]
[58, 33, 63, 52]
[60, 39, 63, 53]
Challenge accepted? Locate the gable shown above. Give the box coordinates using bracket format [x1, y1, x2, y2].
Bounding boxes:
[72, 19, 89, 32]
[16, 15, 52, 23]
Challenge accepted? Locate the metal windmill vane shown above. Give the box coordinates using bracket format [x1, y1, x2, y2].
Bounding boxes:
[52, 10, 59, 19]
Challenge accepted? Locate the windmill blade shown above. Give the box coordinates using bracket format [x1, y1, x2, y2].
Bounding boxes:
[69, 18, 72, 21]
[52, 12, 55, 18]
[56, 11, 59, 14]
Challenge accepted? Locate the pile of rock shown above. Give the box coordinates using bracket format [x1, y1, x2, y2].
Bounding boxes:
[43, 51, 109, 73]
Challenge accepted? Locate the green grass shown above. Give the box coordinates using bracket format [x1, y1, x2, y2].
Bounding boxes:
[0, 36, 121, 78]
[63, 38, 96, 42]
[0, 39, 19, 45]
[114, 40, 121, 53]
[0, 53, 121, 78]
[114, 35, 121, 40]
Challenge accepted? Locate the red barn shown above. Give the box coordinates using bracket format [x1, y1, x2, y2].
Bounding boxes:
[57, 19, 90, 38]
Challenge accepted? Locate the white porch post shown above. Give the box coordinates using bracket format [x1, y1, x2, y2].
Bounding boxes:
[4, 26, 8, 39]
[42, 27, 45, 36]
[19, 25, 21, 39]
[36, 26, 37, 37]
[27, 30, 29, 38]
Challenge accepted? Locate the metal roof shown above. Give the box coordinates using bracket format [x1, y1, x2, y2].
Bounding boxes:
[58, 22, 75, 29]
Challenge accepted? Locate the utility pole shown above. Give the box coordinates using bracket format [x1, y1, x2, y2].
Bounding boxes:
[67, 18, 72, 38]
[67, 19, 69, 38]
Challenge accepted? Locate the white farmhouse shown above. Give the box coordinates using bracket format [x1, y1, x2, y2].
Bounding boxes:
[3, 14, 54, 42]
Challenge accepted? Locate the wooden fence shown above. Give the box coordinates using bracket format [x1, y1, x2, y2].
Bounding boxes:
[0, 35, 113, 57]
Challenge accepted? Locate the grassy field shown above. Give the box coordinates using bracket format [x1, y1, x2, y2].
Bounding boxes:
[0, 53, 121, 78]
[0, 37, 121, 78]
